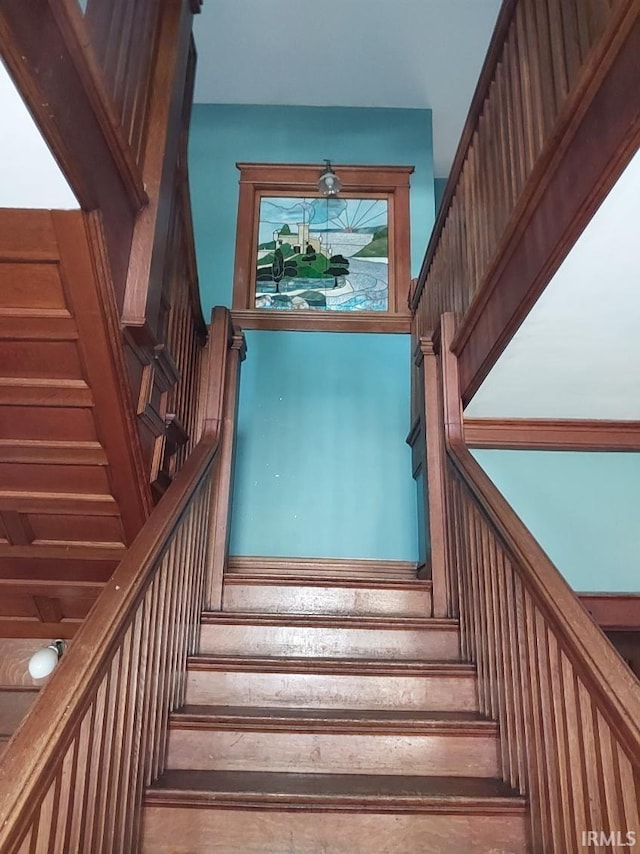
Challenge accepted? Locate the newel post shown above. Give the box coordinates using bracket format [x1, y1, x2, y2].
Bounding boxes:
[417, 332, 450, 618]
[202, 308, 246, 610]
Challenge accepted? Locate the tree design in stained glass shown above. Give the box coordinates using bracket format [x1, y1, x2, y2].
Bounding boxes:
[255, 196, 388, 311]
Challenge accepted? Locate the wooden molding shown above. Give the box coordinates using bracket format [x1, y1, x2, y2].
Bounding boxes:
[231, 162, 413, 333]
[464, 418, 640, 451]
[231, 309, 411, 334]
[579, 593, 640, 631]
[453, 4, 640, 404]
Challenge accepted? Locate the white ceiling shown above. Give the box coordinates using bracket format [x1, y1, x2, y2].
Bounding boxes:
[192, 0, 502, 177]
[466, 147, 640, 421]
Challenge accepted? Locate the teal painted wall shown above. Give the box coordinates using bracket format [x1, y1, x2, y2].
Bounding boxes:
[230, 331, 418, 560]
[188, 105, 429, 560]
[472, 449, 640, 592]
[189, 104, 434, 314]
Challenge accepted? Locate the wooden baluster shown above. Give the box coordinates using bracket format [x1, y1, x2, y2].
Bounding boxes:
[615, 747, 640, 836]
[560, 653, 590, 847]
[502, 555, 526, 792]
[523, 593, 552, 850]
[67, 711, 93, 851]
[514, 1, 537, 174]
[53, 758, 74, 853]
[128, 587, 155, 852]
[547, 631, 576, 852]
[535, 611, 564, 845]
[546, 0, 570, 105]
[143, 575, 163, 787]
[154, 538, 181, 780]
[487, 533, 510, 781]
[122, 601, 151, 852]
[32, 782, 56, 854]
[577, 680, 606, 844]
[77, 677, 108, 852]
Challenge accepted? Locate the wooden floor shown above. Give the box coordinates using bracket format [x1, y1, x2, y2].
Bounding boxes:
[141, 559, 528, 852]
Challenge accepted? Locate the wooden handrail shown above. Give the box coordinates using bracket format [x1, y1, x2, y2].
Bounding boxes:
[411, 0, 639, 402]
[435, 312, 640, 848]
[0, 308, 240, 852]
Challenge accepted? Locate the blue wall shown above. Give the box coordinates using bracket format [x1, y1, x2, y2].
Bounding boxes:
[189, 104, 434, 314]
[472, 449, 640, 592]
[189, 104, 430, 560]
[230, 331, 418, 560]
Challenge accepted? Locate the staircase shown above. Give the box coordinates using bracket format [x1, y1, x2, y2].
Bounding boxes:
[142, 561, 527, 853]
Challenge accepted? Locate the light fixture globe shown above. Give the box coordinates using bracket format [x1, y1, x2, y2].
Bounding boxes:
[28, 640, 66, 679]
[317, 159, 342, 196]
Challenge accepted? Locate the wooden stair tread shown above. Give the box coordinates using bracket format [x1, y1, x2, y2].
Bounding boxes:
[224, 573, 431, 591]
[171, 705, 496, 734]
[146, 770, 525, 812]
[203, 612, 457, 630]
[226, 557, 419, 582]
[188, 654, 475, 676]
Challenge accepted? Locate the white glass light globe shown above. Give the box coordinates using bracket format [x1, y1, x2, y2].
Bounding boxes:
[28, 645, 60, 679]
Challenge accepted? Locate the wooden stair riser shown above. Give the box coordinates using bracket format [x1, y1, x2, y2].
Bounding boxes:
[222, 581, 432, 617]
[185, 668, 478, 713]
[199, 621, 460, 661]
[142, 806, 526, 854]
[166, 727, 500, 777]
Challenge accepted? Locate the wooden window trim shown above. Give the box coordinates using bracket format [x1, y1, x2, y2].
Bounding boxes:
[231, 163, 413, 333]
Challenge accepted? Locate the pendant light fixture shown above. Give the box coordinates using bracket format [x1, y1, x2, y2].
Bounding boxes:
[317, 159, 342, 196]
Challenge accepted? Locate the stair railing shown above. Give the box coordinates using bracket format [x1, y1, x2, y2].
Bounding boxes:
[0, 308, 242, 854]
[411, 0, 640, 402]
[433, 313, 640, 851]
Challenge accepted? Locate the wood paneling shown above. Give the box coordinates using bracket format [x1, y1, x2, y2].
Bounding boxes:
[0, 209, 150, 632]
[465, 418, 640, 450]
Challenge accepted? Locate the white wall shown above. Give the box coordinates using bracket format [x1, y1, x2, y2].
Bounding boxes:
[466, 147, 640, 420]
[0, 61, 78, 209]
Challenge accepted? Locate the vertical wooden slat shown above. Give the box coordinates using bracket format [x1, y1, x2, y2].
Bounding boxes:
[547, 632, 576, 853]
[577, 680, 606, 845]
[32, 784, 56, 854]
[560, 653, 590, 849]
[112, 623, 141, 852]
[66, 712, 93, 851]
[500, 554, 522, 790]
[524, 593, 552, 850]
[596, 710, 624, 841]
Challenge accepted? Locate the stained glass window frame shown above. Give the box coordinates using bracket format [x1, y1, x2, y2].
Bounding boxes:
[232, 163, 413, 333]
